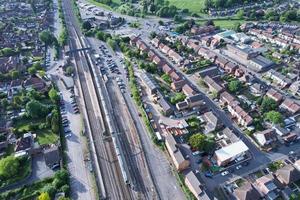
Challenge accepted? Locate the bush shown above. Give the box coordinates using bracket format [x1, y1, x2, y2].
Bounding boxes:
[61, 184, 70, 195]
[41, 184, 56, 198]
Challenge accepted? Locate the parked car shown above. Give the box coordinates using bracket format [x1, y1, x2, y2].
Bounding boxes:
[221, 171, 229, 176]
[205, 171, 213, 178]
[236, 165, 242, 170]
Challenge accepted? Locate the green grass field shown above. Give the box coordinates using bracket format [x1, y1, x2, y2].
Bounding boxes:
[197, 18, 245, 29]
[36, 129, 59, 145]
[168, 0, 204, 14]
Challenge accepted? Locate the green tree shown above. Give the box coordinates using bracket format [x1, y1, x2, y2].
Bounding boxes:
[48, 88, 60, 103]
[25, 100, 50, 119]
[265, 111, 283, 125]
[51, 109, 60, 133]
[28, 66, 37, 75]
[189, 133, 207, 151]
[82, 21, 92, 30]
[42, 184, 56, 198]
[66, 66, 74, 76]
[260, 97, 277, 113]
[170, 92, 186, 104]
[10, 70, 19, 79]
[1, 99, 9, 109]
[107, 38, 117, 50]
[236, 9, 244, 19]
[0, 48, 16, 57]
[228, 80, 241, 93]
[38, 192, 51, 200]
[39, 30, 55, 46]
[0, 156, 20, 178]
[161, 73, 172, 84]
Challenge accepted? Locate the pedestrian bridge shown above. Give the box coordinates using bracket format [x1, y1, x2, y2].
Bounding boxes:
[65, 47, 91, 54]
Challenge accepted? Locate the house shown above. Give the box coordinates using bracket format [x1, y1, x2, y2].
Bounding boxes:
[157, 92, 173, 116]
[282, 132, 298, 143]
[266, 88, 283, 103]
[203, 76, 224, 95]
[162, 64, 173, 75]
[255, 174, 278, 200]
[161, 45, 171, 54]
[280, 98, 300, 114]
[169, 71, 181, 81]
[228, 101, 253, 127]
[185, 171, 210, 200]
[129, 35, 140, 46]
[151, 37, 160, 48]
[253, 129, 277, 147]
[227, 44, 258, 60]
[176, 94, 203, 111]
[233, 182, 261, 200]
[10, 79, 23, 94]
[165, 134, 190, 171]
[214, 140, 249, 166]
[147, 50, 156, 61]
[220, 91, 237, 106]
[182, 84, 196, 97]
[215, 127, 239, 147]
[202, 111, 222, 134]
[153, 55, 164, 66]
[215, 56, 228, 69]
[249, 56, 274, 72]
[23, 75, 46, 91]
[171, 79, 186, 91]
[273, 125, 290, 137]
[141, 72, 158, 95]
[250, 83, 264, 96]
[15, 132, 33, 153]
[266, 69, 292, 88]
[275, 164, 300, 186]
[224, 62, 238, 74]
[168, 50, 183, 64]
[44, 145, 60, 168]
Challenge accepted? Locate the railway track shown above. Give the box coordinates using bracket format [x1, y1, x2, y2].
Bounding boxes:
[61, 0, 134, 199]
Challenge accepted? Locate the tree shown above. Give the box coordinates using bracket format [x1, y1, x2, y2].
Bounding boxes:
[236, 9, 244, 19]
[48, 88, 60, 103]
[205, 20, 215, 26]
[233, 22, 241, 32]
[158, 20, 164, 26]
[51, 109, 60, 133]
[38, 192, 51, 200]
[66, 66, 74, 76]
[149, 4, 156, 13]
[0, 48, 16, 57]
[260, 97, 277, 113]
[10, 70, 19, 79]
[82, 21, 92, 30]
[42, 184, 56, 198]
[28, 66, 37, 75]
[1, 99, 9, 109]
[26, 100, 50, 119]
[189, 134, 207, 151]
[170, 92, 186, 104]
[39, 30, 55, 46]
[107, 38, 117, 50]
[149, 31, 157, 39]
[0, 156, 20, 178]
[161, 73, 172, 84]
[228, 80, 241, 93]
[265, 111, 283, 125]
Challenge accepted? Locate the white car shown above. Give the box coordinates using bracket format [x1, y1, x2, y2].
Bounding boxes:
[221, 171, 229, 176]
[236, 165, 242, 170]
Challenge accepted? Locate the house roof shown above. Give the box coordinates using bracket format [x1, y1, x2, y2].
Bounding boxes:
[185, 171, 202, 198]
[215, 140, 249, 162]
[182, 84, 195, 97]
[234, 182, 261, 200]
[44, 146, 60, 167]
[280, 98, 300, 114]
[275, 164, 300, 185]
[266, 88, 283, 102]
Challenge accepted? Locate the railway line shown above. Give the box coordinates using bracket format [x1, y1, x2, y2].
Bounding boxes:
[61, 0, 134, 199]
